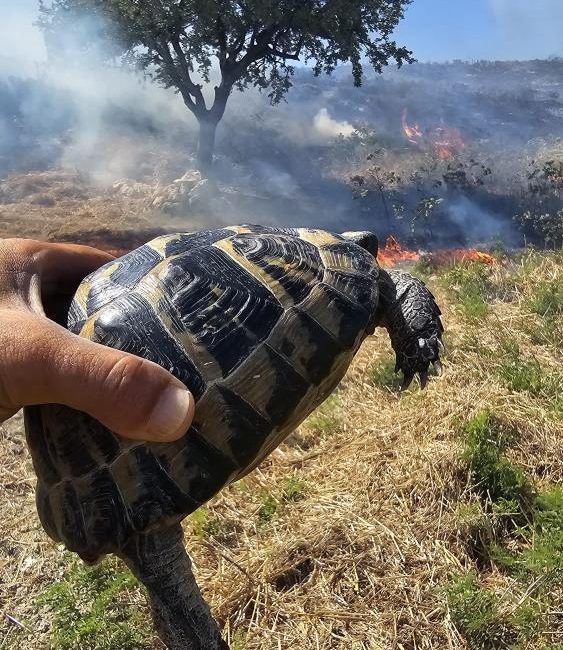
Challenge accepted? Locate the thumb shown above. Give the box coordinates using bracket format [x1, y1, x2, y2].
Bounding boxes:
[4, 311, 195, 442]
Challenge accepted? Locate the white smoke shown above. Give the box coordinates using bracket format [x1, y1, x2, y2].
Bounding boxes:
[313, 108, 355, 139]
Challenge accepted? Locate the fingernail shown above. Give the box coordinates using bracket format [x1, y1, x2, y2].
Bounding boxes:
[147, 385, 194, 441]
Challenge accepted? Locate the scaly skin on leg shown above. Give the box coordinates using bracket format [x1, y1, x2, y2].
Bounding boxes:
[376, 269, 444, 389]
[120, 525, 229, 650]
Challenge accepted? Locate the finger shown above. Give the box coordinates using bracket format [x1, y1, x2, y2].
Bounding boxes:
[0, 406, 18, 423]
[35, 242, 115, 293]
[2, 312, 194, 442]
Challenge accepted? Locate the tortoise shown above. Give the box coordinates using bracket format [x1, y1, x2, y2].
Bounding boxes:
[24, 224, 443, 649]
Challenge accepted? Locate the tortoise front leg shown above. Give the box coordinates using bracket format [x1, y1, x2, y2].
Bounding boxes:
[376, 269, 444, 389]
[120, 525, 229, 650]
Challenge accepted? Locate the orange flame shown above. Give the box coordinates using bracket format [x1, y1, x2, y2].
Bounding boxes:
[377, 236, 497, 268]
[432, 126, 466, 160]
[401, 109, 465, 159]
[401, 108, 423, 144]
[378, 236, 421, 267]
[430, 249, 496, 265]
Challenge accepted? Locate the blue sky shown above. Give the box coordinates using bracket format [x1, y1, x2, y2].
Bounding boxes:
[395, 0, 563, 61]
[0, 0, 562, 67]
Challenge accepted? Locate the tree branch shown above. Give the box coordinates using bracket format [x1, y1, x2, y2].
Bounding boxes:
[170, 35, 207, 110]
[147, 36, 204, 118]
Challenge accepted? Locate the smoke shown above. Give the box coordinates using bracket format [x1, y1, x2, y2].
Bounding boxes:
[0, 0, 46, 75]
[0, 1, 561, 248]
[446, 195, 520, 247]
[313, 108, 355, 140]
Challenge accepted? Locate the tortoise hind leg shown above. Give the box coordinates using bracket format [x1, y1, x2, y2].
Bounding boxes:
[120, 524, 229, 650]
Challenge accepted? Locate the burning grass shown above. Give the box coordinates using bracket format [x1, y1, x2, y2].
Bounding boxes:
[1, 250, 562, 650]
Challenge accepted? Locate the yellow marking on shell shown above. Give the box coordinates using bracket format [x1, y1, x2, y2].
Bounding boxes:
[145, 235, 178, 258]
[157, 306, 223, 379]
[73, 278, 92, 315]
[79, 315, 97, 340]
[296, 229, 349, 272]
[225, 225, 253, 235]
[131, 268, 224, 380]
[213, 237, 289, 303]
[73, 260, 120, 315]
[297, 228, 342, 249]
[134, 268, 165, 305]
[318, 248, 356, 271]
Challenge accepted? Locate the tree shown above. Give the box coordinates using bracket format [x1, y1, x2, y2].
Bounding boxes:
[39, 0, 414, 172]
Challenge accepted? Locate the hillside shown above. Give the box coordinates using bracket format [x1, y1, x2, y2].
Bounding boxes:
[1, 250, 561, 649]
[1, 59, 562, 249]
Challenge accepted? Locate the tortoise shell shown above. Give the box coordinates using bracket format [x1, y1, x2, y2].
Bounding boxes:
[24, 225, 380, 561]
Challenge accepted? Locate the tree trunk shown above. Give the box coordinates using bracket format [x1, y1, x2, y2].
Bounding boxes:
[197, 119, 218, 174]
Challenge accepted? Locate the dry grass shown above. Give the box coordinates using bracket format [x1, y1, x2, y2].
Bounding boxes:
[0, 170, 210, 249]
[1, 250, 561, 650]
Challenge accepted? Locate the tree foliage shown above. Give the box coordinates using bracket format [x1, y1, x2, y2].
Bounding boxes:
[39, 0, 413, 166]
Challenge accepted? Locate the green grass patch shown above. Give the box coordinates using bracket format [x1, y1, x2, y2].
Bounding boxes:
[446, 571, 556, 648]
[305, 394, 341, 435]
[369, 357, 401, 390]
[190, 507, 232, 544]
[462, 411, 533, 512]
[527, 279, 563, 318]
[37, 556, 152, 650]
[442, 263, 492, 321]
[453, 412, 563, 648]
[258, 493, 279, 525]
[493, 487, 563, 584]
[282, 477, 307, 502]
[497, 358, 562, 416]
[257, 479, 308, 526]
[445, 573, 512, 649]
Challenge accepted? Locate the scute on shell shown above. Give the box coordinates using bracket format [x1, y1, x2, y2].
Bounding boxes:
[25, 225, 380, 561]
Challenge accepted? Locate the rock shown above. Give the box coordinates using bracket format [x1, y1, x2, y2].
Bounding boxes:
[112, 179, 153, 198]
[149, 173, 232, 217]
[172, 170, 202, 191]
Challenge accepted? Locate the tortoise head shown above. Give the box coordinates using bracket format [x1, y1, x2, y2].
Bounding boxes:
[340, 231, 379, 258]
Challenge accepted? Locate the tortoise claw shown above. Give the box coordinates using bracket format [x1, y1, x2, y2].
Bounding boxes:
[401, 372, 415, 391]
[433, 359, 443, 377]
[419, 370, 429, 389]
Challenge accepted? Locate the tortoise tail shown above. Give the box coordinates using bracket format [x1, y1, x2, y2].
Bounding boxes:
[120, 525, 229, 650]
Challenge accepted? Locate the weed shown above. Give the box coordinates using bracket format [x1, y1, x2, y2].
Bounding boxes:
[525, 317, 563, 349]
[230, 631, 247, 650]
[257, 479, 307, 526]
[455, 413, 562, 649]
[497, 358, 562, 415]
[369, 358, 401, 390]
[445, 573, 511, 648]
[190, 508, 231, 544]
[442, 263, 491, 321]
[282, 477, 307, 502]
[258, 493, 279, 525]
[462, 411, 533, 513]
[37, 556, 152, 650]
[527, 280, 563, 318]
[305, 394, 341, 435]
[410, 255, 435, 279]
[511, 488, 563, 582]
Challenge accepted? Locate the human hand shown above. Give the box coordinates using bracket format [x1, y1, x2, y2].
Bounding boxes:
[0, 239, 194, 441]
